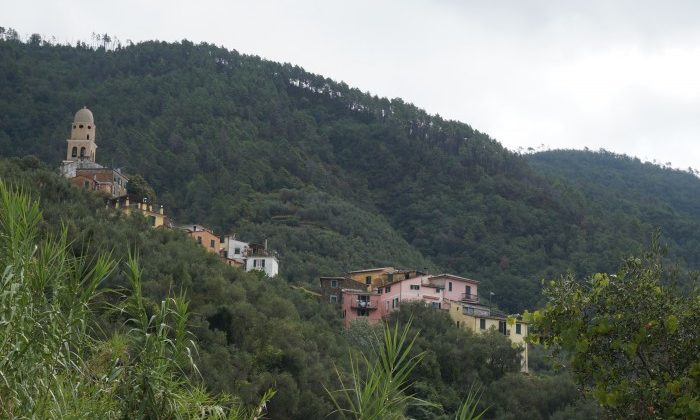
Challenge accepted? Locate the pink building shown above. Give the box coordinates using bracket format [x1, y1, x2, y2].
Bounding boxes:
[339, 273, 479, 326]
[340, 289, 383, 326]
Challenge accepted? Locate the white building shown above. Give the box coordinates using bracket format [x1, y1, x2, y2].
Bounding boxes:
[221, 235, 250, 260]
[221, 235, 279, 277]
[245, 255, 279, 278]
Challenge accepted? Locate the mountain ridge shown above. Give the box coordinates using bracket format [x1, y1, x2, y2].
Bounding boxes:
[1, 36, 699, 312]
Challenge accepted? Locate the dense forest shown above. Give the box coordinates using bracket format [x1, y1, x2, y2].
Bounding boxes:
[2, 33, 699, 312]
[1, 30, 699, 418]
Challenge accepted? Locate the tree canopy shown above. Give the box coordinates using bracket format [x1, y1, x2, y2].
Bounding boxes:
[530, 237, 700, 418]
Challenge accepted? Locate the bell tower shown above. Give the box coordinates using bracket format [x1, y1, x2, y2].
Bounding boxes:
[65, 107, 97, 162]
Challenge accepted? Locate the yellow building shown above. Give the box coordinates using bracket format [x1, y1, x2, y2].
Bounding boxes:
[113, 196, 169, 228]
[448, 299, 529, 373]
[346, 267, 426, 291]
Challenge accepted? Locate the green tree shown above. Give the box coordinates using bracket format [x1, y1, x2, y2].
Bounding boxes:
[530, 238, 700, 418]
[126, 173, 157, 203]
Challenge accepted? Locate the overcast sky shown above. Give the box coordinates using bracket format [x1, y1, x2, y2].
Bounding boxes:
[5, 0, 700, 170]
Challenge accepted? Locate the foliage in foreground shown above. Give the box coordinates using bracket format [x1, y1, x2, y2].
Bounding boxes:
[327, 320, 487, 420]
[0, 180, 272, 418]
[530, 236, 700, 418]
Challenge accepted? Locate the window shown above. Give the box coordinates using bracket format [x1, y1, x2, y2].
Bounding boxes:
[330, 295, 338, 303]
[342, 309, 346, 318]
[385, 301, 390, 311]
[448, 282, 453, 292]
[83, 181, 90, 189]
[148, 216, 156, 226]
[516, 323, 522, 335]
[465, 285, 471, 295]
[79, 124, 84, 129]
[456, 321, 460, 327]
[385, 286, 391, 293]
[73, 125, 76, 129]
[71, 147, 77, 157]
[392, 297, 399, 308]
[197, 236, 202, 244]
[88, 125, 91, 129]
[404, 273, 410, 279]
[330, 279, 338, 288]
[499, 321, 507, 335]
[431, 302, 441, 309]
[410, 284, 420, 290]
[87, 134, 90, 140]
[261, 259, 266, 268]
[234, 247, 241, 255]
[210, 239, 215, 248]
[365, 275, 371, 285]
[479, 319, 486, 330]
[80, 147, 86, 158]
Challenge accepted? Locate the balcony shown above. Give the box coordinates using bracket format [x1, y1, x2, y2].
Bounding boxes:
[461, 293, 479, 303]
[350, 300, 377, 310]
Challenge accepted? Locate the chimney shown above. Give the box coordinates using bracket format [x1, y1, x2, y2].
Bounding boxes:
[264, 239, 268, 251]
[159, 205, 164, 215]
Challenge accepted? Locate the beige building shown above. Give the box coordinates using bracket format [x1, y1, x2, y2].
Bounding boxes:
[60, 107, 128, 198]
[112, 196, 169, 228]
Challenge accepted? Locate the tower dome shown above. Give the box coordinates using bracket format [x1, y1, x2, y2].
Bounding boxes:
[73, 107, 94, 124]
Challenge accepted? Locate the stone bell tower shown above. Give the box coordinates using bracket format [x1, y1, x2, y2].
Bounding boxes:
[65, 107, 97, 162]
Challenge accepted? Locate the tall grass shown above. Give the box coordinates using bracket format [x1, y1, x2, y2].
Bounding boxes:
[0, 180, 273, 418]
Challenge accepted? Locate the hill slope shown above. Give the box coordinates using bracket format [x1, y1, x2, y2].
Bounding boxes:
[529, 149, 700, 269]
[1, 36, 699, 311]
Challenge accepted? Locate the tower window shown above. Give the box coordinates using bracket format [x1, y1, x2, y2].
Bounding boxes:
[87, 134, 90, 140]
[71, 147, 77, 157]
[88, 125, 91, 129]
[73, 125, 76, 129]
[79, 124, 84, 129]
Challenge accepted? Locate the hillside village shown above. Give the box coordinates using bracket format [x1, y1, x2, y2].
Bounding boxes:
[59, 107, 280, 278]
[320, 267, 529, 371]
[58, 106, 529, 369]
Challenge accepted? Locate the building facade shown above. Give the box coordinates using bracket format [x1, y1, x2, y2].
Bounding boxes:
[112, 196, 170, 228]
[60, 107, 128, 199]
[181, 224, 221, 254]
[322, 268, 529, 370]
[448, 301, 529, 372]
[319, 276, 366, 304]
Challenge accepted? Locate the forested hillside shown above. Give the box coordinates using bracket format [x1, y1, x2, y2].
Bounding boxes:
[529, 150, 700, 270]
[0, 156, 600, 419]
[1, 34, 699, 313]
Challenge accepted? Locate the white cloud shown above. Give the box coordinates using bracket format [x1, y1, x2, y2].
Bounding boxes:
[4, 0, 700, 170]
